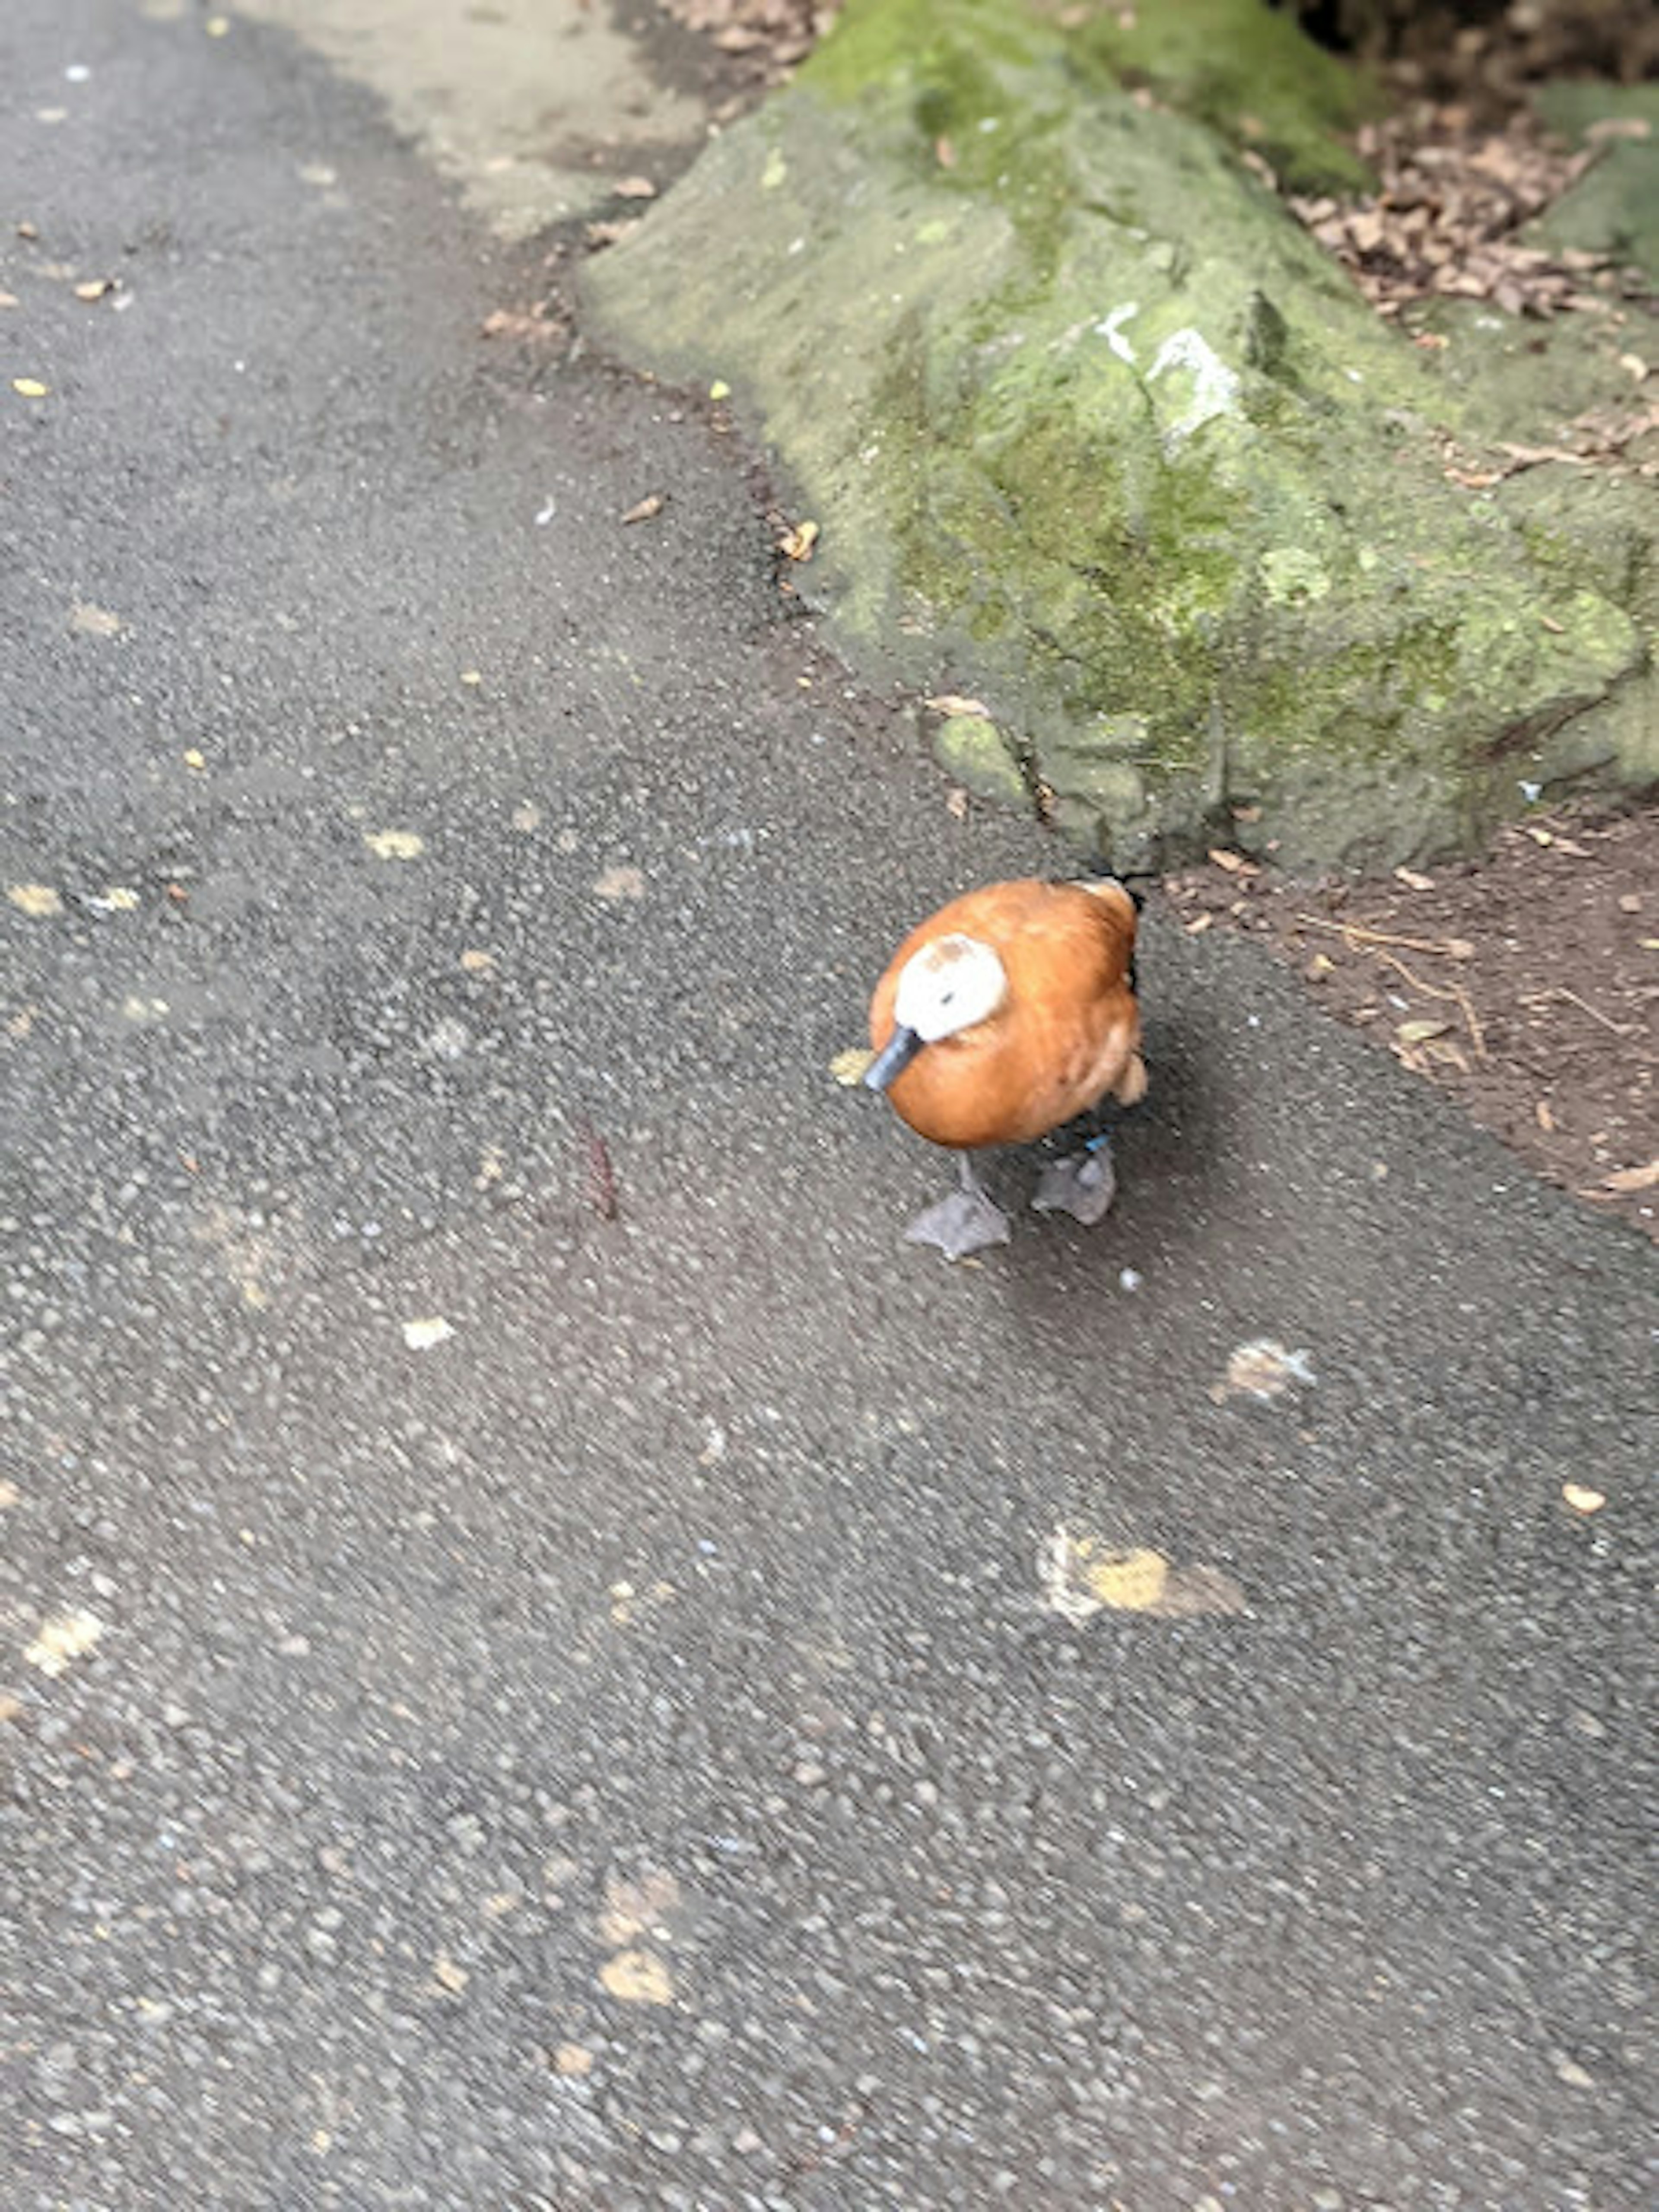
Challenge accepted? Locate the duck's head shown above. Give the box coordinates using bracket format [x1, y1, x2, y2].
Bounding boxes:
[864, 933, 1009, 1094]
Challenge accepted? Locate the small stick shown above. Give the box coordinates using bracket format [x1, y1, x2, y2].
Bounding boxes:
[1372, 947, 1489, 1061]
[579, 1119, 619, 1220]
[1294, 913, 1470, 961]
[1526, 986, 1631, 1037]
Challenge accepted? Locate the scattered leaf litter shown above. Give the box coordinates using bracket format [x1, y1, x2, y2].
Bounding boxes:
[1039, 1530, 1246, 1624]
[24, 1608, 105, 1676]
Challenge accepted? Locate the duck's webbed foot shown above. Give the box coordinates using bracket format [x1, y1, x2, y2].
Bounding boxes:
[906, 1154, 1011, 1260]
[1031, 1134, 1117, 1226]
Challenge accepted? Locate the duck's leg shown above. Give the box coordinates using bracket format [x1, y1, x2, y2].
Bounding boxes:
[1032, 1053, 1144, 1227]
[1031, 1130, 1118, 1226]
[905, 1153, 1012, 1259]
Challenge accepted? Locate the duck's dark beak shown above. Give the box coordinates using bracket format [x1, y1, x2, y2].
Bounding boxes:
[864, 1025, 924, 1093]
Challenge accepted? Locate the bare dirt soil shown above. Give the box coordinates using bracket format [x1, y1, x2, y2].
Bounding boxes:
[1164, 804, 1659, 1240]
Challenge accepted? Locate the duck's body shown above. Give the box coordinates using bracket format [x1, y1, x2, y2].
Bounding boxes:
[865, 877, 1146, 1255]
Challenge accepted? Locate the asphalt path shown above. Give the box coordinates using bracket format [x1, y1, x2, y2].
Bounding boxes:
[3, 5, 1654, 2207]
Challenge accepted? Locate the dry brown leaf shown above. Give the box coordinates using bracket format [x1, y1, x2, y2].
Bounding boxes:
[612, 175, 658, 201]
[1602, 1159, 1659, 1194]
[778, 518, 819, 561]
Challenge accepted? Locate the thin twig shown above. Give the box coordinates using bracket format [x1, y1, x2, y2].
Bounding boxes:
[1373, 948, 1489, 1061]
[1294, 913, 1470, 961]
[1526, 986, 1631, 1037]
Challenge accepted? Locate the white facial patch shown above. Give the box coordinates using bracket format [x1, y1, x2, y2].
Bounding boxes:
[893, 934, 1008, 1042]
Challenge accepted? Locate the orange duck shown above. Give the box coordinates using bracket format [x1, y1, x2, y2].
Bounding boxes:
[864, 876, 1147, 1258]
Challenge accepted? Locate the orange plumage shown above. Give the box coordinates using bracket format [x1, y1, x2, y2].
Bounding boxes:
[868, 877, 1145, 1151]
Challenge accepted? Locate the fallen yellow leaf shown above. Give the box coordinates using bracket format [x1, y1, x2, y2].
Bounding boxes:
[363, 830, 425, 860]
[709, 379, 731, 401]
[1040, 1529, 1246, 1623]
[1085, 1547, 1170, 1612]
[1561, 1483, 1605, 1515]
[12, 378, 49, 398]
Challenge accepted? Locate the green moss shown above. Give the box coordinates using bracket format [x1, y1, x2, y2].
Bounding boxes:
[585, 0, 1659, 868]
[1060, 0, 1378, 194]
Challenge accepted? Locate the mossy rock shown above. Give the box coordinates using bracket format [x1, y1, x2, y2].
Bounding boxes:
[585, 0, 1656, 868]
[1529, 82, 1659, 280]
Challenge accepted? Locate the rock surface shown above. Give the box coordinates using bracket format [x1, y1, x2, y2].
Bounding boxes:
[586, 0, 1658, 868]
